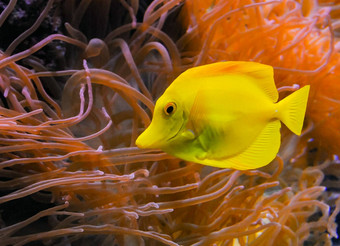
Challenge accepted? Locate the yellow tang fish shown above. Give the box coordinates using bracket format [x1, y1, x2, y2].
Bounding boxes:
[136, 61, 310, 170]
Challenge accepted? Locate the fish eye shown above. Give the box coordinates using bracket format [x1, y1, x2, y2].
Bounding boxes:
[164, 102, 176, 116]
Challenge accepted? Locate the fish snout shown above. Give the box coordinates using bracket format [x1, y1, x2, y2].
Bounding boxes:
[135, 126, 162, 149]
[135, 132, 149, 149]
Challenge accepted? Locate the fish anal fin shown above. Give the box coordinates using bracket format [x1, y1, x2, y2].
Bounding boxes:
[228, 120, 281, 170]
[202, 120, 281, 170]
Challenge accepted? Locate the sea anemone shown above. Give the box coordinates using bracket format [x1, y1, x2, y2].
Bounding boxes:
[0, 0, 339, 245]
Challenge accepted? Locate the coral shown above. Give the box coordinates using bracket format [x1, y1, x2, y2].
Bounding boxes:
[0, 0, 339, 245]
[183, 0, 340, 156]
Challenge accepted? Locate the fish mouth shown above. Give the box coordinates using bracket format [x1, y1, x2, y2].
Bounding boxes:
[136, 113, 185, 149]
[167, 118, 185, 142]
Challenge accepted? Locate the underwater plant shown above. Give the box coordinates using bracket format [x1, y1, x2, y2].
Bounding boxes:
[0, 0, 339, 245]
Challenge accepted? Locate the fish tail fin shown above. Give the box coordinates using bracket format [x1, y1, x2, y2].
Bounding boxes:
[277, 85, 310, 135]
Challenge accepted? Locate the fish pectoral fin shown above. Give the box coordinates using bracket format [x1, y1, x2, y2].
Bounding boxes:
[196, 125, 221, 152]
[196, 151, 207, 160]
[180, 129, 195, 140]
[216, 120, 281, 170]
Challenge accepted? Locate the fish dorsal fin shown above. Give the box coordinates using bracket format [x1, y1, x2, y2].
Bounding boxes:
[179, 61, 278, 102]
[202, 120, 281, 170]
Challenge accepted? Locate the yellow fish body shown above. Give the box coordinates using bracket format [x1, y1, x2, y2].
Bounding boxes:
[136, 61, 310, 170]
